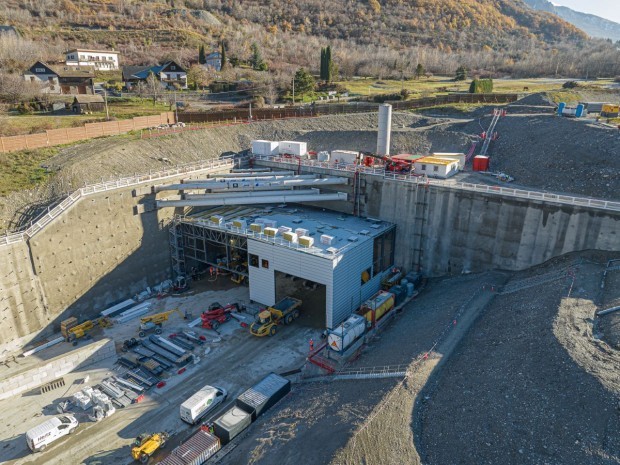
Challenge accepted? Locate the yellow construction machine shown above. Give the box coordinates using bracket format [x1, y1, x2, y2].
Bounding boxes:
[61, 317, 113, 344]
[250, 297, 302, 337]
[131, 432, 169, 463]
[138, 309, 183, 337]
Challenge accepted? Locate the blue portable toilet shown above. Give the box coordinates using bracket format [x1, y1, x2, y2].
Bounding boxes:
[575, 104, 585, 118]
[557, 102, 566, 116]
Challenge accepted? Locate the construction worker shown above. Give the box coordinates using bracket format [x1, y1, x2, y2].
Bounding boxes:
[309, 338, 314, 352]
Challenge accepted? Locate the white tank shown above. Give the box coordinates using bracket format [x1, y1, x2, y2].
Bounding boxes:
[407, 283, 415, 297]
[328, 314, 366, 352]
[377, 104, 392, 156]
[317, 151, 330, 162]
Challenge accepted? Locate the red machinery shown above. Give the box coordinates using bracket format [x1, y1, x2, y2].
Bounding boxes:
[200, 302, 244, 330]
[362, 152, 413, 173]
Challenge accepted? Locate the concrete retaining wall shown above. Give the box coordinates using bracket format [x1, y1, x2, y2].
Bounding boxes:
[0, 338, 115, 400]
[0, 167, 230, 350]
[370, 179, 620, 276]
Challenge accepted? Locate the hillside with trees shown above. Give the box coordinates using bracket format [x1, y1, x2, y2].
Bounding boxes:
[0, 0, 619, 87]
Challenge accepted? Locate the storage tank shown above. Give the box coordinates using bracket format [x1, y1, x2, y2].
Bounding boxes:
[359, 291, 395, 325]
[213, 406, 251, 445]
[235, 373, 291, 421]
[377, 104, 392, 156]
[328, 314, 367, 352]
[407, 282, 415, 297]
[317, 151, 330, 162]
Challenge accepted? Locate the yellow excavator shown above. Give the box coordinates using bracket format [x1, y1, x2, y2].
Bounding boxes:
[61, 317, 113, 344]
[138, 309, 184, 337]
[131, 432, 169, 463]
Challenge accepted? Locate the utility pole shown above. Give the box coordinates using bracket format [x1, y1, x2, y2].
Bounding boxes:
[104, 89, 110, 121]
[174, 91, 178, 122]
[292, 77, 295, 105]
[249, 103, 252, 121]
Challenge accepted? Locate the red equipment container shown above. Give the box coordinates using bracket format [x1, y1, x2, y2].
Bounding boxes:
[473, 155, 490, 172]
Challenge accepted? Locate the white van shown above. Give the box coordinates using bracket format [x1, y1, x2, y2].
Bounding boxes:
[26, 415, 79, 452]
[180, 385, 227, 425]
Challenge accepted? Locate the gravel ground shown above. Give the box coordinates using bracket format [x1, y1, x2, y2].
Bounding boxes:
[215, 272, 508, 465]
[417, 251, 620, 465]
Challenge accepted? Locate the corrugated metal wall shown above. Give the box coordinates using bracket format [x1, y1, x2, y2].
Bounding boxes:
[247, 239, 333, 316]
[247, 237, 388, 329]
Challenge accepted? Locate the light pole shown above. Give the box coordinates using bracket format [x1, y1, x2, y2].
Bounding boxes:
[174, 91, 178, 122]
[103, 89, 110, 121]
[292, 77, 295, 105]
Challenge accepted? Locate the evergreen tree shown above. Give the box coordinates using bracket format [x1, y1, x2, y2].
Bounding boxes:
[199, 45, 206, 65]
[320, 48, 326, 81]
[325, 46, 332, 83]
[294, 68, 316, 98]
[415, 63, 425, 80]
[250, 42, 267, 71]
[220, 41, 227, 70]
[455, 65, 468, 81]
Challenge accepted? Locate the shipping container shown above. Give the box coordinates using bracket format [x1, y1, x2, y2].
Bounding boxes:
[251, 140, 279, 156]
[358, 291, 395, 326]
[235, 373, 291, 421]
[472, 155, 489, 172]
[278, 141, 307, 156]
[327, 314, 367, 352]
[159, 430, 220, 465]
[330, 150, 359, 165]
[213, 406, 251, 445]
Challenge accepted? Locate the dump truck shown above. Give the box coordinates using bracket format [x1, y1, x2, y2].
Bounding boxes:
[131, 432, 169, 463]
[250, 297, 302, 337]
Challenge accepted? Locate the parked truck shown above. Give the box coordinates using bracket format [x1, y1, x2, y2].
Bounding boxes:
[250, 297, 302, 337]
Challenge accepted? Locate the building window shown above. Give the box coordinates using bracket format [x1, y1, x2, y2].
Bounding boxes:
[261, 259, 269, 269]
[433, 166, 438, 172]
[171, 65, 176, 70]
[48, 77, 54, 83]
[421, 164, 426, 171]
[35, 68, 45, 73]
[30, 76, 35, 82]
[249, 254, 259, 267]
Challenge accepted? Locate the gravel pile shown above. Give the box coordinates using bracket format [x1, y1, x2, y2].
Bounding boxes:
[417, 252, 620, 465]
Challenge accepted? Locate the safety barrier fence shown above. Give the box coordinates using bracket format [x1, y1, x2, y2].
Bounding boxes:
[253, 155, 620, 213]
[0, 112, 175, 154]
[0, 158, 235, 247]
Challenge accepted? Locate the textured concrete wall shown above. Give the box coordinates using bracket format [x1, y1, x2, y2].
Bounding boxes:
[0, 338, 115, 400]
[0, 169, 229, 349]
[0, 241, 48, 349]
[370, 179, 620, 276]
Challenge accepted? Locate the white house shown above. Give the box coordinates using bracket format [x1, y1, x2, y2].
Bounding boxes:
[204, 52, 222, 71]
[158, 61, 188, 89]
[413, 156, 460, 179]
[66, 49, 120, 71]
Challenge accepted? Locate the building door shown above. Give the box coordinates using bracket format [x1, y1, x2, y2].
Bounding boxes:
[275, 271, 326, 328]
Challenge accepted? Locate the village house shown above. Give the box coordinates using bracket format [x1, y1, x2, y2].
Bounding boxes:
[72, 95, 105, 113]
[122, 61, 187, 90]
[66, 49, 120, 71]
[23, 61, 95, 95]
[204, 52, 222, 71]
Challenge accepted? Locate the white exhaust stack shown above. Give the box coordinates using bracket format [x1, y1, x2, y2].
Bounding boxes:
[377, 103, 392, 156]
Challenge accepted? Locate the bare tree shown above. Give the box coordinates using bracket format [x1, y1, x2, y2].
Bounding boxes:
[0, 72, 40, 103]
[146, 72, 164, 106]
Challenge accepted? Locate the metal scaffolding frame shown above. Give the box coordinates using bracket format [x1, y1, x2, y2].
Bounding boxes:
[175, 220, 249, 276]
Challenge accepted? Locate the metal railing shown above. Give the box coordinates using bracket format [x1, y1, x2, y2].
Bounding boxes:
[253, 155, 620, 212]
[1, 158, 235, 247]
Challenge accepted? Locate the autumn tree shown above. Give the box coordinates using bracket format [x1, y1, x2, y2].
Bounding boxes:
[187, 64, 210, 90]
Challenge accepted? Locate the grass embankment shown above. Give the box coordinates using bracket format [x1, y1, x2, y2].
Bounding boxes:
[0, 99, 171, 137]
[0, 148, 58, 195]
